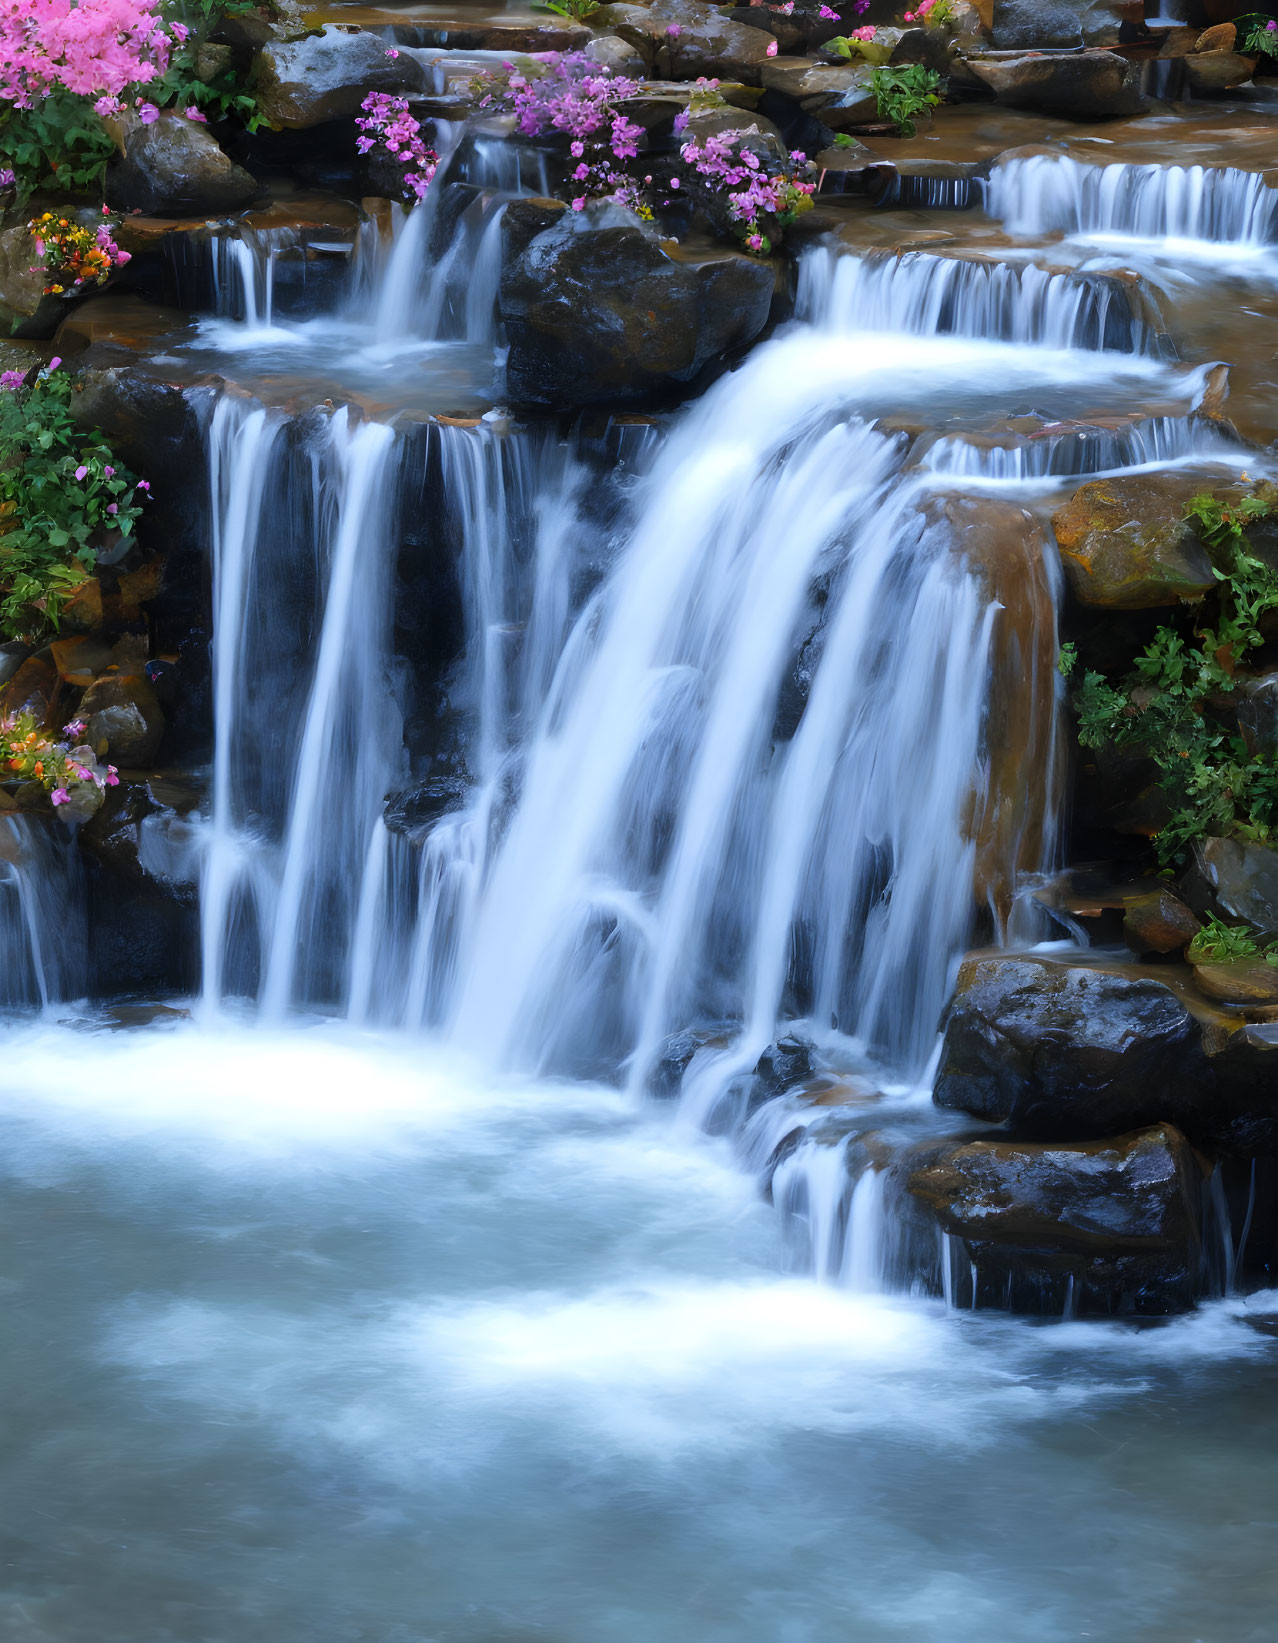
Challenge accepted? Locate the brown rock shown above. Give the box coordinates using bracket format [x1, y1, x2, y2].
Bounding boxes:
[599, 0, 777, 83]
[965, 48, 1145, 117]
[79, 669, 165, 766]
[106, 111, 260, 217]
[1192, 22, 1236, 51]
[1192, 959, 1278, 1006]
[1184, 51, 1255, 93]
[1051, 475, 1216, 609]
[760, 57, 879, 128]
[50, 635, 114, 686]
[60, 577, 105, 633]
[254, 26, 436, 128]
[0, 655, 56, 720]
[1124, 889, 1201, 955]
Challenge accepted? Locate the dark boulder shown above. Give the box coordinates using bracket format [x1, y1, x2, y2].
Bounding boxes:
[106, 112, 260, 216]
[1123, 888, 1201, 955]
[597, 0, 777, 82]
[934, 953, 1278, 1154]
[965, 49, 1145, 118]
[905, 1123, 1203, 1315]
[253, 26, 433, 129]
[1188, 836, 1278, 940]
[989, 0, 1141, 50]
[1051, 474, 1216, 609]
[500, 201, 775, 411]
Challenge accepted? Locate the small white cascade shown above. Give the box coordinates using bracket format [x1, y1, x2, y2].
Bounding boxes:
[0, 814, 84, 1007]
[987, 155, 1278, 248]
[797, 243, 1166, 354]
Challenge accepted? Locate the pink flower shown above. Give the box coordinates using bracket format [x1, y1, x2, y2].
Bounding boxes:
[136, 479, 150, 491]
[63, 719, 86, 739]
[103, 465, 114, 477]
[183, 105, 207, 122]
[766, 37, 778, 54]
[50, 788, 69, 806]
[47, 357, 60, 370]
[571, 195, 586, 210]
[0, 369, 24, 390]
[94, 94, 122, 116]
[137, 101, 159, 123]
[666, 21, 681, 35]
[74, 464, 89, 480]
[819, 3, 839, 15]
[385, 46, 399, 56]
[171, 21, 189, 41]
[115, 249, 131, 264]
[106, 502, 118, 514]
[669, 174, 680, 188]
[106, 768, 119, 787]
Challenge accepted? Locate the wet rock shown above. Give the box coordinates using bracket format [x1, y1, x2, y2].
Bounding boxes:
[254, 26, 433, 129]
[754, 1034, 814, 1096]
[1051, 475, 1216, 608]
[78, 775, 200, 893]
[964, 49, 1145, 118]
[1184, 51, 1256, 94]
[500, 200, 775, 411]
[760, 57, 879, 129]
[1192, 959, 1278, 1007]
[383, 772, 470, 835]
[1191, 836, 1278, 939]
[598, 0, 776, 83]
[1123, 888, 1201, 956]
[906, 1123, 1202, 1315]
[584, 33, 648, 75]
[0, 642, 31, 691]
[1237, 671, 1278, 759]
[0, 222, 65, 339]
[106, 112, 260, 216]
[1193, 22, 1236, 51]
[989, 0, 1140, 50]
[934, 953, 1278, 1153]
[934, 955, 1203, 1137]
[80, 670, 166, 766]
[0, 655, 56, 720]
[649, 1028, 709, 1098]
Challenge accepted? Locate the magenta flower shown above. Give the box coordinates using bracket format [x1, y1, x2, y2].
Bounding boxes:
[74, 464, 89, 480]
[106, 502, 118, 514]
[137, 101, 159, 123]
[571, 195, 586, 209]
[0, 369, 24, 390]
[183, 105, 207, 121]
[171, 21, 189, 41]
[666, 21, 682, 35]
[103, 465, 115, 477]
[819, 3, 839, 15]
[385, 46, 400, 56]
[50, 788, 69, 806]
[106, 768, 119, 786]
[63, 719, 87, 739]
[136, 479, 150, 491]
[766, 37, 778, 54]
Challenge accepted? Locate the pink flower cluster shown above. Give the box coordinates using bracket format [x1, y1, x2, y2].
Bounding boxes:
[0, 0, 170, 107]
[849, 23, 876, 37]
[677, 130, 815, 252]
[355, 91, 438, 201]
[499, 52, 645, 210]
[903, 0, 949, 23]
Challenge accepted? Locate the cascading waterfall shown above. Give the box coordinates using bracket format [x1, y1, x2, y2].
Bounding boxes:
[987, 155, 1278, 249]
[916, 414, 1237, 483]
[209, 225, 303, 326]
[0, 813, 84, 1007]
[797, 243, 1168, 354]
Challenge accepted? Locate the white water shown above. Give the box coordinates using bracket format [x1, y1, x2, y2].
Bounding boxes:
[988, 155, 1278, 264]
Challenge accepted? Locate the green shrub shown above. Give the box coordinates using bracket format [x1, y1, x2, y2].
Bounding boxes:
[868, 64, 943, 137]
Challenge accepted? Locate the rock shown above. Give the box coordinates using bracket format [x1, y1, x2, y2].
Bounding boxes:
[253, 26, 433, 129]
[964, 49, 1145, 118]
[1051, 475, 1216, 608]
[79, 670, 166, 766]
[51, 636, 115, 686]
[934, 952, 1278, 1153]
[1237, 671, 1278, 759]
[383, 772, 469, 835]
[78, 774, 200, 893]
[106, 112, 259, 216]
[1124, 889, 1201, 955]
[754, 1034, 814, 1096]
[1192, 959, 1278, 1006]
[989, 0, 1142, 50]
[906, 1123, 1202, 1315]
[0, 222, 66, 339]
[760, 57, 879, 129]
[598, 0, 777, 82]
[648, 1028, 711, 1098]
[0, 642, 30, 690]
[500, 200, 775, 411]
[1193, 22, 1236, 51]
[1183, 51, 1256, 94]
[0, 655, 56, 720]
[583, 33, 647, 75]
[1191, 836, 1278, 939]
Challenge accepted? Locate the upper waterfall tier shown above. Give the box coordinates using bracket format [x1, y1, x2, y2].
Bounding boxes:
[987, 156, 1278, 252]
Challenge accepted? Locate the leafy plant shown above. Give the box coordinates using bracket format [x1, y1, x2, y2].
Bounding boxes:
[1186, 914, 1278, 967]
[869, 63, 943, 137]
[533, 0, 602, 18]
[1235, 12, 1278, 55]
[1060, 483, 1278, 866]
[823, 30, 894, 63]
[0, 366, 149, 640]
[0, 93, 119, 203]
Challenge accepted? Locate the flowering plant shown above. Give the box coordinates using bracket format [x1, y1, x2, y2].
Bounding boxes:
[902, 0, 955, 26]
[678, 130, 815, 253]
[0, 365, 149, 639]
[356, 91, 438, 201]
[487, 52, 650, 214]
[28, 208, 131, 293]
[1238, 12, 1278, 55]
[823, 26, 893, 59]
[0, 710, 118, 818]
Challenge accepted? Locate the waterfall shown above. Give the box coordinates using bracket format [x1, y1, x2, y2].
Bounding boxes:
[987, 155, 1278, 249]
[209, 226, 303, 327]
[200, 398, 403, 1013]
[0, 814, 83, 1007]
[916, 414, 1237, 483]
[797, 244, 1168, 354]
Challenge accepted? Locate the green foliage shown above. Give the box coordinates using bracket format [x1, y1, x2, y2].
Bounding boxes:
[0, 369, 148, 640]
[532, 0, 601, 17]
[868, 64, 943, 137]
[823, 33, 895, 63]
[1235, 12, 1278, 55]
[1063, 485, 1278, 866]
[151, 0, 266, 129]
[1186, 914, 1278, 967]
[0, 94, 118, 205]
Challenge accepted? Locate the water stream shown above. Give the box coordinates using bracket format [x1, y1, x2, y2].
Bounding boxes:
[3, 126, 1277, 1642]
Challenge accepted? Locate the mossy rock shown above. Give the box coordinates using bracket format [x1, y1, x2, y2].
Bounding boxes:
[1051, 474, 1217, 609]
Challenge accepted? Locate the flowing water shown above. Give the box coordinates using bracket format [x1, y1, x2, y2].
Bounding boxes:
[4, 129, 1278, 1641]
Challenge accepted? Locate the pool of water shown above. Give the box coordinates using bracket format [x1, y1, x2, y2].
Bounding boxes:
[2, 1017, 1276, 1643]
